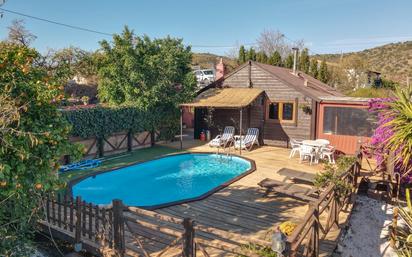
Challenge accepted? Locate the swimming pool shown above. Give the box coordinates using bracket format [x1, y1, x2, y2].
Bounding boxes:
[71, 153, 254, 208]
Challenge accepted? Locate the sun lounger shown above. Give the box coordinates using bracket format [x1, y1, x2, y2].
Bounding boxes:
[234, 128, 260, 151]
[258, 178, 319, 202]
[209, 126, 235, 148]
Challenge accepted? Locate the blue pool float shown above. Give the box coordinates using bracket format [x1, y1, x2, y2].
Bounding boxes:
[59, 159, 102, 172]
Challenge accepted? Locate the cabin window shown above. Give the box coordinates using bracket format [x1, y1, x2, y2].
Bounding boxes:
[282, 103, 294, 121]
[323, 106, 375, 137]
[267, 101, 296, 123]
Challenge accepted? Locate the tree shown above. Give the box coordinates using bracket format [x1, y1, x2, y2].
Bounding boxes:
[98, 26, 196, 108]
[0, 43, 81, 255]
[238, 45, 246, 64]
[284, 54, 294, 69]
[256, 29, 305, 59]
[318, 59, 329, 83]
[38, 47, 102, 85]
[299, 48, 310, 73]
[256, 51, 268, 63]
[7, 19, 37, 46]
[247, 47, 256, 61]
[268, 51, 282, 66]
[310, 59, 318, 78]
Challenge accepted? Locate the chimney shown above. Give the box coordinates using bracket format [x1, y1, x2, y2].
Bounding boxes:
[292, 47, 299, 75]
[304, 78, 308, 87]
[215, 58, 225, 80]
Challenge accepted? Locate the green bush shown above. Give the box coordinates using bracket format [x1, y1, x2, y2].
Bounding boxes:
[0, 43, 82, 255]
[314, 156, 357, 198]
[62, 105, 179, 140]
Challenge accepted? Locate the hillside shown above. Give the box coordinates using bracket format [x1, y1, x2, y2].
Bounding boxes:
[315, 41, 412, 84]
[192, 53, 238, 72]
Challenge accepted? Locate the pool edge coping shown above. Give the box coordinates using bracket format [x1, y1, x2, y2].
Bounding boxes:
[66, 151, 257, 210]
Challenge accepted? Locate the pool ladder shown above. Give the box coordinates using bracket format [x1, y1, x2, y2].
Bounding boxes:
[216, 144, 233, 160]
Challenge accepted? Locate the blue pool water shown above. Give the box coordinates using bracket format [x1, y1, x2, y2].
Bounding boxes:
[72, 153, 252, 207]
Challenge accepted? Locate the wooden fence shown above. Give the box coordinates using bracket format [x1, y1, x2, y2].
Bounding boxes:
[40, 196, 272, 257]
[285, 152, 362, 256]
[68, 131, 155, 160]
[39, 195, 123, 256]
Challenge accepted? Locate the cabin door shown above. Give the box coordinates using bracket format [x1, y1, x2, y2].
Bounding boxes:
[194, 108, 207, 139]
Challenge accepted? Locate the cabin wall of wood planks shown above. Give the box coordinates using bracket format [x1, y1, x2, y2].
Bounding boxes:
[221, 63, 314, 147]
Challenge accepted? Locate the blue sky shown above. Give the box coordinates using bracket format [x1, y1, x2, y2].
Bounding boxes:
[0, 0, 411, 55]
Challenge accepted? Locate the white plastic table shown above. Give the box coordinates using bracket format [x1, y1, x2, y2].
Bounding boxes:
[301, 140, 326, 148]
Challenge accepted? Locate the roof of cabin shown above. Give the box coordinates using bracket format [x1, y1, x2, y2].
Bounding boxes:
[253, 62, 343, 100]
[318, 96, 371, 105]
[201, 61, 344, 101]
[181, 88, 264, 108]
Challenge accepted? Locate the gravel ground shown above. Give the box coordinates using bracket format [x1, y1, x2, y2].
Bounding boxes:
[336, 195, 396, 257]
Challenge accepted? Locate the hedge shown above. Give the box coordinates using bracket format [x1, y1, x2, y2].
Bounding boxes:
[61, 105, 179, 139]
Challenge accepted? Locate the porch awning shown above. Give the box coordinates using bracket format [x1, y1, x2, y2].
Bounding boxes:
[181, 88, 264, 108]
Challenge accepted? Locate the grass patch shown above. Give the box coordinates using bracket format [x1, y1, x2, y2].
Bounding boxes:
[60, 145, 182, 183]
[347, 87, 393, 98]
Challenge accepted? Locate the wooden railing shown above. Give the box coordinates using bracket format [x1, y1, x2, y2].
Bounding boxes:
[41, 196, 272, 257]
[285, 152, 362, 257]
[40, 195, 124, 256]
[126, 206, 272, 257]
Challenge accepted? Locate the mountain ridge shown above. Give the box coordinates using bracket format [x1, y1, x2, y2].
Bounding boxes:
[314, 41, 412, 84]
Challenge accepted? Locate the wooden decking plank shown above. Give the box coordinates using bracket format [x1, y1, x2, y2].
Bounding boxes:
[157, 207, 254, 233]
[175, 200, 274, 228]
[194, 197, 280, 221]
[204, 191, 288, 214]
[200, 193, 279, 217]
[125, 223, 177, 246]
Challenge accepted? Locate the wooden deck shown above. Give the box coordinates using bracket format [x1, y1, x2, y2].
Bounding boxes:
[124, 185, 301, 256]
[41, 138, 360, 256]
[119, 139, 348, 256]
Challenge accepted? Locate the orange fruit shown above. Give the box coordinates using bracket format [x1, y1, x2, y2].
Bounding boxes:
[0, 181, 7, 187]
[35, 183, 43, 190]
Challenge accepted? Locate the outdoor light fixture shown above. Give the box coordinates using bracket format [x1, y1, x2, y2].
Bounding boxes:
[271, 230, 286, 256]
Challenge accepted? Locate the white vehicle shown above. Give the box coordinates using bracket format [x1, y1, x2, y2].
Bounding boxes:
[194, 69, 215, 84]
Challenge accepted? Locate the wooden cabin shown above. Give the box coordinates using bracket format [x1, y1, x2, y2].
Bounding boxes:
[182, 61, 374, 154]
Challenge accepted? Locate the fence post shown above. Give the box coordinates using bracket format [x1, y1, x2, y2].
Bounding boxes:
[63, 155, 71, 165]
[97, 137, 104, 157]
[312, 206, 319, 257]
[74, 196, 82, 252]
[182, 218, 195, 257]
[150, 130, 156, 146]
[112, 199, 125, 256]
[127, 131, 132, 152]
[390, 207, 399, 247]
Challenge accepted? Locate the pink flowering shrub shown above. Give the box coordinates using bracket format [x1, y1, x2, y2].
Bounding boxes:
[369, 97, 412, 182]
[368, 98, 394, 166]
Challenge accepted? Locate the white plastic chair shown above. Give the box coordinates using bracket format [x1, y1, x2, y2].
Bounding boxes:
[234, 128, 260, 151]
[209, 126, 235, 148]
[320, 146, 335, 164]
[300, 144, 317, 165]
[289, 139, 302, 159]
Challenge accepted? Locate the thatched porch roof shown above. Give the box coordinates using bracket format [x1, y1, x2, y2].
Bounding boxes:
[181, 88, 264, 109]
